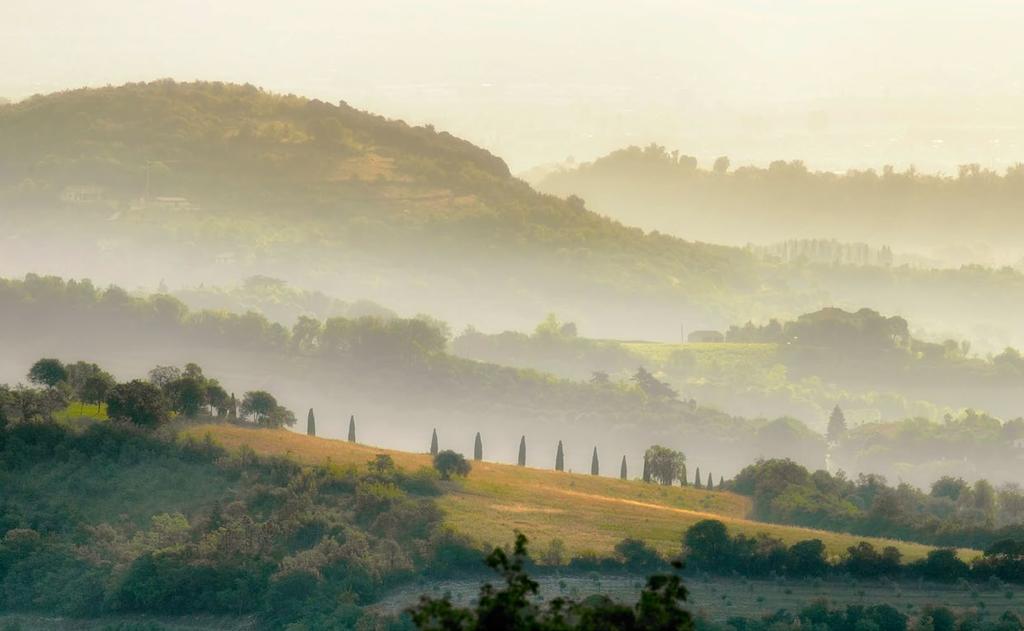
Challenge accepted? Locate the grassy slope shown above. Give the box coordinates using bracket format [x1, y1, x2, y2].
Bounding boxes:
[184, 424, 969, 562]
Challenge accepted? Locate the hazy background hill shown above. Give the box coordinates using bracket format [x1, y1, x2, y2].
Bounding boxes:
[532, 144, 1024, 264]
[5, 82, 1024, 351]
[0, 81, 763, 341]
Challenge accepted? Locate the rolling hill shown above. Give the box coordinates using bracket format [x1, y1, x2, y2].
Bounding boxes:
[185, 423, 965, 563]
[0, 80, 765, 340]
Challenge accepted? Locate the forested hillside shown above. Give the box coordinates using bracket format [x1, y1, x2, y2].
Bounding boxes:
[534, 144, 1024, 254]
[0, 81, 759, 339]
[0, 274, 826, 478]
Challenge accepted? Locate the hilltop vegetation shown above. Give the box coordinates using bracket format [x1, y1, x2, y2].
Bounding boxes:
[0, 80, 759, 338]
[534, 143, 1024, 254]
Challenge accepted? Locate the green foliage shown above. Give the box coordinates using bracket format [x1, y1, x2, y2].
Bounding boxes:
[644, 445, 686, 486]
[27, 358, 68, 388]
[433, 450, 471, 480]
[0, 419, 446, 628]
[730, 458, 1024, 551]
[106, 380, 168, 428]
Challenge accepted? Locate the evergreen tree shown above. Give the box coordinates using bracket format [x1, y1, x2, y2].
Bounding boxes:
[642, 455, 651, 482]
[706, 471, 713, 489]
[827, 404, 848, 443]
[591, 447, 600, 476]
[517, 436, 526, 466]
[620, 455, 628, 480]
[431, 428, 439, 455]
[680, 463, 688, 487]
[694, 466, 702, 489]
[474, 432, 483, 461]
[555, 440, 565, 471]
[228, 392, 237, 419]
[306, 408, 316, 436]
[347, 415, 356, 442]
[719, 475, 724, 488]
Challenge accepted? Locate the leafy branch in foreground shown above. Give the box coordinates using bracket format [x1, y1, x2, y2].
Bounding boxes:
[408, 532, 693, 630]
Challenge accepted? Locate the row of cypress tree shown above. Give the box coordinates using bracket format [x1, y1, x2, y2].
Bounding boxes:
[305, 414, 723, 488]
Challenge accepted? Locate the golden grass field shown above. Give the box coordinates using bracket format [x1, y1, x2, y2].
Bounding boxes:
[184, 424, 973, 562]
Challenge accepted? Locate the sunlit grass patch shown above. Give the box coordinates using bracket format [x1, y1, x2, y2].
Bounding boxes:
[186, 424, 975, 563]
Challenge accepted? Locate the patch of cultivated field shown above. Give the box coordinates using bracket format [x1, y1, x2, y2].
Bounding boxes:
[373, 575, 1023, 620]
[185, 425, 972, 562]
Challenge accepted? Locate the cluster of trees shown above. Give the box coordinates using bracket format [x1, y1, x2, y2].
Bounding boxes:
[725, 307, 1024, 386]
[832, 409, 1024, 489]
[535, 142, 1024, 249]
[0, 418, 476, 628]
[683, 518, 1024, 587]
[701, 601, 1024, 631]
[4, 357, 296, 431]
[728, 459, 1024, 550]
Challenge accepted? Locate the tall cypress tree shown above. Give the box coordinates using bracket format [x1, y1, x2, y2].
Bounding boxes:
[642, 455, 650, 483]
[474, 432, 483, 461]
[591, 447, 600, 476]
[555, 440, 565, 471]
[347, 415, 356, 442]
[694, 466, 702, 489]
[306, 408, 316, 436]
[680, 463, 688, 487]
[827, 404, 848, 443]
[517, 436, 527, 466]
[620, 455, 628, 480]
[228, 393, 237, 419]
[719, 475, 724, 488]
[706, 471, 713, 489]
[430, 428, 439, 455]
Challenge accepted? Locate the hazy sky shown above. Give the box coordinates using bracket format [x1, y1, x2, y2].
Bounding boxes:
[3, 0, 1023, 172]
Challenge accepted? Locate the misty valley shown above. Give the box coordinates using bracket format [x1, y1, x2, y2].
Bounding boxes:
[2, 50, 1024, 631]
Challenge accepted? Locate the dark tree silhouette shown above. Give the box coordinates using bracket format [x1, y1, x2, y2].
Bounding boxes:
[642, 455, 651, 483]
[82, 373, 114, 411]
[827, 404, 848, 443]
[555, 440, 565, 471]
[474, 432, 483, 461]
[27, 358, 68, 388]
[433, 450, 471, 480]
[694, 466, 702, 489]
[680, 463, 688, 487]
[591, 447, 600, 476]
[430, 428, 439, 455]
[106, 380, 167, 428]
[644, 446, 686, 486]
[167, 376, 205, 418]
[348, 415, 356, 442]
[518, 435, 526, 466]
[631, 366, 678, 401]
[307, 408, 316, 436]
[240, 390, 277, 423]
[620, 455, 628, 480]
[706, 471, 713, 489]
